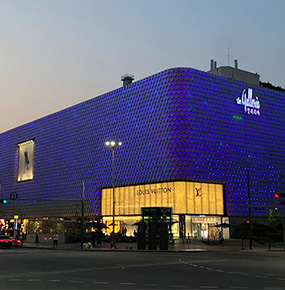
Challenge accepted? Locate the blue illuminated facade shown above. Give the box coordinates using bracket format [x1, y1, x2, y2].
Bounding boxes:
[0, 67, 284, 220]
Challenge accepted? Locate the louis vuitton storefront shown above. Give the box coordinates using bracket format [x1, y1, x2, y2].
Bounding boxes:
[101, 181, 227, 239]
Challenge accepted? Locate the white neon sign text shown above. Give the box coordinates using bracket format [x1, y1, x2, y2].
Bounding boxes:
[236, 88, 260, 116]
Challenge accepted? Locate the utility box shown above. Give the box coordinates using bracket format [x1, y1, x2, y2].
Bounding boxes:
[148, 222, 158, 250]
[137, 221, 147, 250]
[159, 222, 168, 250]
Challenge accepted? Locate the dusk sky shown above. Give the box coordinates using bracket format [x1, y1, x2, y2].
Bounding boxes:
[1, 0, 284, 133]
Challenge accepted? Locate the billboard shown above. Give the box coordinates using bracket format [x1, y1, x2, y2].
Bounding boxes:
[17, 140, 34, 181]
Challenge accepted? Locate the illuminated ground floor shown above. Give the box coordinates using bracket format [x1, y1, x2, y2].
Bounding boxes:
[0, 180, 230, 241]
[101, 180, 229, 240]
[102, 215, 230, 240]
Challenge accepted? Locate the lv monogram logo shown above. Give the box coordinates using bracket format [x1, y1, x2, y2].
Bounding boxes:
[195, 188, 202, 196]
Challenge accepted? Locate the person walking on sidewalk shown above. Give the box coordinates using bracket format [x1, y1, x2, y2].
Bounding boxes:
[53, 232, 59, 248]
[91, 232, 96, 248]
[35, 233, 39, 245]
[96, 229, 102, 247]
[219, 231, 224, 245]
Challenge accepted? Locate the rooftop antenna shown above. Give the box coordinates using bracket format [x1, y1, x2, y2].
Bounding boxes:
[227, 47, 230, 66]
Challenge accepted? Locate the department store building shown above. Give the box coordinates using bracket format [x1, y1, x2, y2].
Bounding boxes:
[0, 61, 284, 240]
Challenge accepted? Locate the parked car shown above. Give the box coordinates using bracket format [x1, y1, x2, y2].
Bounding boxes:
[0, 236, 21, 249]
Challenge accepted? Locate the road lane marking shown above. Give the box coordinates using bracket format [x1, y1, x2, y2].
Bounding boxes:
[70, 280, 83, 283]
[145, 284, 160, 287]
[120, 282, 136, 285]
[228, 271, 248, 276]
[49, 279, 61, 282]
[94, 281, 108, 284]
[170, 285, 187, 288]
[180, 259, 246, 264]
[263, 287, 284, 290]
[255, 275, 268, 279]
[199, 286, 218, 289]
[10, 279, 22, 281]
[1, 260, 181, 279]
[28, 279, 42, 282]
[0, 263, 178, 280]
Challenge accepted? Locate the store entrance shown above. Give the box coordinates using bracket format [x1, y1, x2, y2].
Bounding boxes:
[170, 215, 223, 240]
[191, 222, 217, 239]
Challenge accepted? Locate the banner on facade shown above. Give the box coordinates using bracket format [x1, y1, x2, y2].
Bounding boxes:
[17, 140, 34, 181]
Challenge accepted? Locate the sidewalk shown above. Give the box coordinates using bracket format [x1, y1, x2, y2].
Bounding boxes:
[21, 239, 285, 252]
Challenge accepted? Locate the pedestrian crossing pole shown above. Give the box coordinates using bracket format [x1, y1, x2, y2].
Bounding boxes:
[247, 170, 253, 250]
[80, 181, 85, 249]
[281, 174, 285, 250]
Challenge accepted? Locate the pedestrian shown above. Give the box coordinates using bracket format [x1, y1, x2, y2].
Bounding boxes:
[96, 229, 102, 247]
[133, 230, 137, 242]
[91, 232, 96, 248]
[53, 232, 59, 248]
[35, 233, 39, 245]
[219, 231, 224, 245]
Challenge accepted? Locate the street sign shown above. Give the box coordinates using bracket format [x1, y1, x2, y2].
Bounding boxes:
[10, 192, 18, 201]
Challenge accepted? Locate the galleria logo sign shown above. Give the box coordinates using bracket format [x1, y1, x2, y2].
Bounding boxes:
[236, 88, 260, 116]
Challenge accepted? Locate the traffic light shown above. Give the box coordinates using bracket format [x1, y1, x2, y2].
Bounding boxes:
[274, 193, 285, 205]
[0, 199, 7, 204]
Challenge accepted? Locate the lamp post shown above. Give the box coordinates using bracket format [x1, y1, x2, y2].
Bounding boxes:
[247, 170, 253, 250]
[105, 141, 122, 249]
[281, 174, 285, 250]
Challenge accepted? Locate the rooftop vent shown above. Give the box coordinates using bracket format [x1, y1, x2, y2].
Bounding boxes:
[210, 59, 217, 70]
[121, 74, 134, 87]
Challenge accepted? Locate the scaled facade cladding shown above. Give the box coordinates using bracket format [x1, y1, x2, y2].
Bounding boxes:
[0, 67, 284, 218]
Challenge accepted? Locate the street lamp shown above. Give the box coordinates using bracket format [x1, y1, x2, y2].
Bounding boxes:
[281, 174, 285, 250]
[247, 170, 253, 250]
[105, 141, 122, 249]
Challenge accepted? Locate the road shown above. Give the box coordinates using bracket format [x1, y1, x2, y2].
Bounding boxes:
[0, 247, 285, 289]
